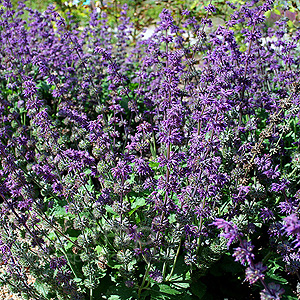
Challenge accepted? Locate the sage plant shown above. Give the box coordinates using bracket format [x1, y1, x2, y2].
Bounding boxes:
[0, 0, 300, 299]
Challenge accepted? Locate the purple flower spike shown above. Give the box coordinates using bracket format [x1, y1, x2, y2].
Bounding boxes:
[23, 79, 37, 98]
[212, 218, 241, 248]
[204, 4, 216, 13]
[149, 269, 163, 283]
[245, 262, 267, 284]
[260, 283, 285, 300]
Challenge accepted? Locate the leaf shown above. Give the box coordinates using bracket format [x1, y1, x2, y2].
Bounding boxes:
[78, 183, 94, 193]
[95, 245, 103, 255]
[170, 281, 190, 289]
[190, 0, 199, 10]
[149, 161, 160, 169]
[47, 232, 56, 240]
[287, 20, 294, 28]
[65, 238, 77, 250]
[105, 205, 119, 215]
[273, 8, 281, 16]
[53, 206, 66, 217]
[190, 281, 207, 299]
[107, 257, 123, 269]
[148, 283, 193, 299]
[34, 280, 49, 298]
[220, 255, 243, 274]
[264, 10, 271, 18]
[172, 255, 189, 277]
[159, 284, 182, 295]
[129, 197, 147, 216]
[168, 214, 176, 223]
[127, 172, 136, 184]
[84, 168, 92, 175]
[131, 197, 146, 209]
[108, 296, 121, 300]
[108, 283, 137, 299]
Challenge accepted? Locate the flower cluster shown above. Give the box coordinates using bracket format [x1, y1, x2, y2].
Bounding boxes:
[0, 0, 299, 299]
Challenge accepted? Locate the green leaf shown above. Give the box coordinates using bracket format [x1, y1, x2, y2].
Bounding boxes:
[190, 281, 207, 299]
[52, 205, 68, 218]
[131, 197, 146, 209]
[127, 172, 136, 184]
[84, 168, 92, 175]
[105, 205, 119, 215]
[264, 10, 271, 18]
[129, 197, 147, 216]
[73, 277, 82, 283]
[287, 20, 294, 28]
[220, 255, 243, 274]
[107, 256, 123, 269]
[168, 214, 176, 223]
[34, 280, 49, 298]
[172, 255, 189, 277]
[273, 8, 281, 15]
[190, 0, 199, 10]
[159, 284, 182, 295]
[170, 281, 190, 289]
[148, 283, 193, 299]
[65, 238, 77, 250]
[95, 245, 103, 255]
[108, 283, 137, 299]
[108, 296, 121, 300]
[149, 161, 160, 169]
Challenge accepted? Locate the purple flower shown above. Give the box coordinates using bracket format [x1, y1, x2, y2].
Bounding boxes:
[111, 160, 132, 180]
[158, 9, 175, 31]
[50, 256, 67, 270]
[94, 47, 111, 60]
[212, 218, 241, 248]
[260, 208, 274, 222]
[204, 4, 216, 13]
[245, 262, 267, 284]
[182, 9, 190, 16]
[233, 240, 255, 266]
[260, 282, 284, 300]
[270, 179, 290, 193]
[278, 201, 294, 215]
[149, 269, 163, 283]
[23, 79, 37, 98]
[283, 214, 300, 236]
[263, 165, 280, 179]
[133, 157, 152, 176]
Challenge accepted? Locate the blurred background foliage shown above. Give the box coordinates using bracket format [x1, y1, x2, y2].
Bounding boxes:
[7, 0, 300, 51]
[9, 0, 300, 30]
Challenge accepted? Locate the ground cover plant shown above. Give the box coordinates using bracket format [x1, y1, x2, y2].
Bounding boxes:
[0, 0, 300, 299]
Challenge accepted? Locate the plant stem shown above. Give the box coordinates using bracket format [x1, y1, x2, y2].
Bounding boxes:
[138, 263, 151, 299]
[90, 274, 93, 300]
[166, 240, 181, 281]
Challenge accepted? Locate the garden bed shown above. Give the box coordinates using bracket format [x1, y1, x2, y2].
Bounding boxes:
[0, 0, 300, 299]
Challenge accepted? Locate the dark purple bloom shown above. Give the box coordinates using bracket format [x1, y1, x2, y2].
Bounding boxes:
[283, 214, 300, 236]
[260, 207, 274, 222]
[111, 160, 132, 180]
[245, 262, 267, 284]
[233, 240, 255, 266]
[260, 283, 284, 300]
[50, 256, 67, 270]
[149, 269, 163, 283]
[204, 4, 216, 13]
[23, 79, 37, 98]
[212, 219, 241, 248]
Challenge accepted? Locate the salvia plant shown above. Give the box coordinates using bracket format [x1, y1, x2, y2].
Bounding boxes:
[0, 0, 300, 299]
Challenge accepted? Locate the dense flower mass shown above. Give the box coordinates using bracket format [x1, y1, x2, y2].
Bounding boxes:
[0, 0, 300, 299]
